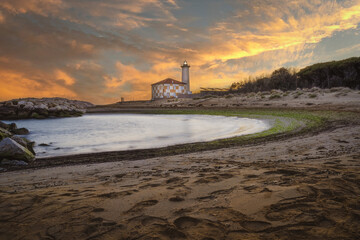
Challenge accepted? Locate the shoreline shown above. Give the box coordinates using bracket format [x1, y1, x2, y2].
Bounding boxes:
[1, 108, 334, 172]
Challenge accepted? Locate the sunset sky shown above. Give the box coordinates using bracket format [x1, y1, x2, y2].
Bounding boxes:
[1, 0, 360, 104]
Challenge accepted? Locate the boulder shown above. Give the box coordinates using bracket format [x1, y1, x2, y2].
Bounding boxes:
[0, 121, 9, 129]
[0, 127, 12, 140]
[17, 110, 29, 118]
[49, 105, 63, 112]
[30, 112, 46, 119]
[9, 123, 17, 131]
[5, 101, 13, 107]
[0, 106, 17, 119]
[26, 140, 35, 155]
[12, 128, 30, 135]
[36, 103, 48, 110]
[10, 135, 27, 148]
[23, 102, 34, 110]
[0, 138, 35, 162]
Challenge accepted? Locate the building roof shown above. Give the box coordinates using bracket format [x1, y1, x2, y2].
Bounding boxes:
[151, 78, 186, 86]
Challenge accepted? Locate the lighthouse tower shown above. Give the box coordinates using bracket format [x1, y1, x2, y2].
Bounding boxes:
[181, 60, 191, 93]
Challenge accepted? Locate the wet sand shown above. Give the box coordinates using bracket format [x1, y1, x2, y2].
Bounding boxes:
[1, 109, 360, 239]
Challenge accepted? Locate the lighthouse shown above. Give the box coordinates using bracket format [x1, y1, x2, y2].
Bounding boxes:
[181, 60, 191, 93]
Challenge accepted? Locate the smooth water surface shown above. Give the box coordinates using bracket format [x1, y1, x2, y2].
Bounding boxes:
[6, 114, 270, 157]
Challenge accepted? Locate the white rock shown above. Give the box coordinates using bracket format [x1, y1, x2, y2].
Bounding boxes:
[23, 102, 34, 110]
[36, 103, 48, 110]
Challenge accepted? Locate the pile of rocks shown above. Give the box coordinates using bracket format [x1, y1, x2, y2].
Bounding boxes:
[0, 121, 35, 167]
[0, 97, 93, 119]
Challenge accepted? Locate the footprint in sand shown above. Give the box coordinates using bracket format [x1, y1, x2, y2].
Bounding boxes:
[195, 173, 234, 184]
[173, 216, 226, 239]
[174, 216, 200, 229]
[241, 220, 272, 232]
[126, 199, 158, 213]
[97, 189, 138, 199]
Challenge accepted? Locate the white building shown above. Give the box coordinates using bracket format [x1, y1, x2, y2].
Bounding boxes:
[151, 61, 191, 100]
[151, 78, 187, 99]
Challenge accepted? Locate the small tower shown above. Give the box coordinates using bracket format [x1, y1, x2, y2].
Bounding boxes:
[181, 60, 190, 93]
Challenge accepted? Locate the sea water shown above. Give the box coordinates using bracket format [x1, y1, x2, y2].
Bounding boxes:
[5, 114, 270, 157]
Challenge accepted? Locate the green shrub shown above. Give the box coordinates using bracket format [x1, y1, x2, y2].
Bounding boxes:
[269, 94, 281, 99]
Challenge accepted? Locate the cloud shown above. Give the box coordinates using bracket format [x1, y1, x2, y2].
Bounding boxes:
[0, 0, 360, 104]
[203, 0, 360, 62]
[0, 69, 77, 100]
[55, 70, 75, 86]
[0, 10, 5, 23]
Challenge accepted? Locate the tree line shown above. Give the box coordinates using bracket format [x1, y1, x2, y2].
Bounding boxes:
[230, 57, 360, 93]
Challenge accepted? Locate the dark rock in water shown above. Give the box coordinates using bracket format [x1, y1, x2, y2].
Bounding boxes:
[12, 128, 30, 135]
[39, 143, 50, 146]
[0, 138, 35, 162]
[0, 121, 9, 129]
[9, 123, 17, 131]
[1, 159, 28, 166]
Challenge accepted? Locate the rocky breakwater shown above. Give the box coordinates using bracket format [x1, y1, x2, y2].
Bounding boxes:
[0, 121, 35, 169]
[0, 97, 93, 120]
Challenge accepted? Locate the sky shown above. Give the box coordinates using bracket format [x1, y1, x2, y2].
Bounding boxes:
[0, 0, 360, 104]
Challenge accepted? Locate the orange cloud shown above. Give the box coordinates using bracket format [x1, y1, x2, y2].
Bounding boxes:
[204, 0, 360, 62]
[55, 69, 75, 86]
[0, 0, 64, 16]
[0, 69, 77, 101]
[0, 10, 4, 23]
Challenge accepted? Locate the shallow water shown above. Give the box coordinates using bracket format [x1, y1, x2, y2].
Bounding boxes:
[5, 114, 270, 157]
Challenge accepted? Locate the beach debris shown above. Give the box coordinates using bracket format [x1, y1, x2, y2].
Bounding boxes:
[0, 138, 35, 162]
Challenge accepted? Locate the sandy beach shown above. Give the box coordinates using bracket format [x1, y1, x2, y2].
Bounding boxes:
[1, 92, 360, 239]
[2, 0, 360, 238]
